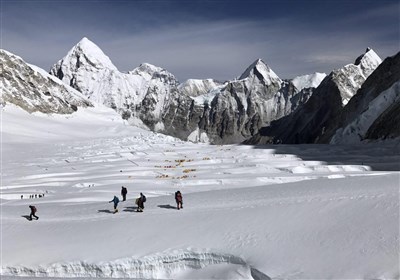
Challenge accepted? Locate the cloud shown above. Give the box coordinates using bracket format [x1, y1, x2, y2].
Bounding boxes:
[2, 1, 398, 81]
[102, 20, 275, 79]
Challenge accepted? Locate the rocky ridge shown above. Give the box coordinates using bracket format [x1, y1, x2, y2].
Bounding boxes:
[1, 50, 91, 114]
[246, 48, 385, 144]
[330, 52, 400, 143]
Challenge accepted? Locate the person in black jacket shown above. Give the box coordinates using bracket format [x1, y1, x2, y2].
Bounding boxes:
[121, 186, 128, 201]
[29, 205, 39, 220]
[175, 191, 183, 210]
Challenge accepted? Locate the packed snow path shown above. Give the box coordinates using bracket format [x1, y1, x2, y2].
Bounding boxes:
[1, 106, 399, 279]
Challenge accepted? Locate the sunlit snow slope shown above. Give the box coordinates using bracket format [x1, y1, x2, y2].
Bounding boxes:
[1, 105, 399, 280]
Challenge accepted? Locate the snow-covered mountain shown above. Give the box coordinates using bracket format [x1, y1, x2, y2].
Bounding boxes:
[49, 38, 171, 110]
[49, 38, 190, 135]
[330, 47, 382, 105]
[329, 52, 400, 143]
[238, 58, 281, 84]
[5, 37, 394, 145]
[0, 49, 91, 114]
[247, 48, 384, 144]
[197, 59, 315, 143]
[49, 38, 316, 144]
[178, 79, 224, 97]
[291, 72, 327, 91]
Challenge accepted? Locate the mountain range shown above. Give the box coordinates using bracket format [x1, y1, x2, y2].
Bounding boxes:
[1, 37, 399, 144]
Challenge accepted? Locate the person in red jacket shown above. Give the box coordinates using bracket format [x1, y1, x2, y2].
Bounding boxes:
[136, 193, 146, 212]
[29, 205, 39, 220]
[175, 191, 183, 210]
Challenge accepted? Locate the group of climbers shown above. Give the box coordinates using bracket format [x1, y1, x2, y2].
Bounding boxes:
[109, 186, 148, 213]
[26, 186, 183, 220]
[109, 187, 183, 213]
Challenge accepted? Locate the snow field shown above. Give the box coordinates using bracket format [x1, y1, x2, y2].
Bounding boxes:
[1, 105, 399, 279]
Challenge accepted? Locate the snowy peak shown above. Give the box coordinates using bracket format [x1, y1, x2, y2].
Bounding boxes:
[239, 59, 281, 85]
[329, 51, 400, 143]
[246, 48, 385, 145]
[130, 63, 164, 76]
[354, 47, 382, 68]
[352, 48, 382, 78]
[330, 48, 382, 105]
[130, 63, 166, 78]
[291, 72, 327, 91]
[178, 79, 224, 97]
[77, 37, 96, 47]
[58, 37, 118, 72]
[49, 38, 123, 106]
[130, 63, 178, 85]
[73, 37, 117, 70]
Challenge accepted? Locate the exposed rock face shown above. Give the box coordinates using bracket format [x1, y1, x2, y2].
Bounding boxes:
[246, 48, 383, 144]
[50, 39, 316, 144]
[0, 50, 91, 114]
[199, 59, 280, 143]
[196, 60, 315, 143]
[133, 59, 310, 144]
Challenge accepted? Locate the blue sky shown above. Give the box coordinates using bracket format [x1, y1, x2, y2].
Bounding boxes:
[1, 0, 399, 81]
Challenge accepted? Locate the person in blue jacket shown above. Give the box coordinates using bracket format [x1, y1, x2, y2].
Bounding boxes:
[109, 196, 120, 213]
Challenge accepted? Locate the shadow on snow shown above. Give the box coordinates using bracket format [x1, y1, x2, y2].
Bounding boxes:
[157, 204, 177, 210]
[97, 209, 115, 214]
[248, 142, 400, 171]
